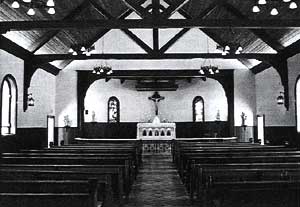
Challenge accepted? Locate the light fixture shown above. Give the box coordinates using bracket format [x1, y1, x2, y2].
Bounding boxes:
[27, 7, 35, 15]
[252, 0, 297, 14]
[11, 1, 20, 8]
[27, 93, 35, 107]
[200, 37, 220, 76]
[92, 65, 113, 76]
[277, 92, 284, 105]
[218, 44, 243, 55]
[258, 0, 267, 4]
[252, 5, 260, 12]
[68, 45, 95, 56]
[10, 0, 56, 15]
[289, 1, 297, 9]
[47, 7, 55, 15]
[270, 7, 279, 15]
[46, 0, 55, 7]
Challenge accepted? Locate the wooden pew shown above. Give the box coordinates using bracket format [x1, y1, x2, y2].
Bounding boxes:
[202, 180, 300, 207]
[0, 179, 99, 207]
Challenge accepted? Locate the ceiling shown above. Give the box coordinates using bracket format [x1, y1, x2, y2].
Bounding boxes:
[1, 0, 300, 73]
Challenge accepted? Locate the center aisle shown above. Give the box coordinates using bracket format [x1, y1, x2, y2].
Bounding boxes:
[123, 153, 198, 207]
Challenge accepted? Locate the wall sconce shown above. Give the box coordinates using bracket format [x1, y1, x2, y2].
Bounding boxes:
[27, 93, 35, 106]
[277, 91, 284, 105]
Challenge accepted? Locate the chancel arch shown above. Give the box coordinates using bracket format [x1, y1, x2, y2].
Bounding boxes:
[0, 74, 18, 136]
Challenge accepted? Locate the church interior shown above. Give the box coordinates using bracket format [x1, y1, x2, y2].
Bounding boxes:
[0, 0, 300, 206]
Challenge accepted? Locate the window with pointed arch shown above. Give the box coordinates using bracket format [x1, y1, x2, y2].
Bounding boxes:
[1, 75, 17, 135]
[193, 96, 204, 122]
[108, 96, 120, 123]
[296, 77, 300, 132]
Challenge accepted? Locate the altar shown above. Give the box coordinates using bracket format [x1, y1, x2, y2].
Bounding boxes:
[137, 92, 176, 153]
[137, 116, 176, 153]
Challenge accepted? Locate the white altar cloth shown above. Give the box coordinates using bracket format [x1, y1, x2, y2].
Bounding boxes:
[137, 122, 176, 140]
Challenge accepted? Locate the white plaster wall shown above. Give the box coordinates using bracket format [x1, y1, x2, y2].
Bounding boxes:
[255, 67, 294, 126]
[0, 50, 24, 128]
[84, 78, 228, 123]
[0, 50, 56, 128]
[19, 69, 56, 128]
[55, 70, 77, 127]
[234, 70, 256, 127]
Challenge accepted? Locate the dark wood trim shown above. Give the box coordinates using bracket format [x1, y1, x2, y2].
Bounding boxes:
[160, 0, 190, 19]
[3, 19, 300, 31]
[0, 36, 60, 75]
[121, 0, 151, 18]
[34, 53, 275, 62]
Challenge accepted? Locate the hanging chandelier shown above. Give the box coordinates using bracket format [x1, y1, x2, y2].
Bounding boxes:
[92, 65, 113, 75]
[92, 36, 112, 75]
[200, 37, 220, 75]
[11, 0, 56, 15]
[217, 44, 243, 55]
[252, 0, 297, 15]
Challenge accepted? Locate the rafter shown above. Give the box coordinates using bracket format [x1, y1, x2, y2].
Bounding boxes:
[29, 0, 91, 53]
[59, 0, 148, 69]
[33, 53, 275, 62]
[89, 0, 152, 54]
[170, 5, 253, 68]
[3, 19, 300, 31]
[121, 0, 151, 18]
[160, 0, 190, 19]
[0, 35, 60, 75]
[159, 1, 221, 53]
[222, 3, 285, 52]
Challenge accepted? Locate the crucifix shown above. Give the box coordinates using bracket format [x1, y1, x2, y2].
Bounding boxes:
[148, 91, 165, 116]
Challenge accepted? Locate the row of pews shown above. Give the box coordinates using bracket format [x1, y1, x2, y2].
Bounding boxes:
[173, 141, 300, 207]
[0, 139, 142, 207]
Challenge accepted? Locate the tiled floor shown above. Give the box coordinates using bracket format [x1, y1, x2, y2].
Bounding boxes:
[123, 153, 198, 207]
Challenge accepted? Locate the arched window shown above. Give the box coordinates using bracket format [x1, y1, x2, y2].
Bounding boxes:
[193, 96, 204, 122]
[108, 96, 120, 123]
[1, 75, 17, 135]
[296, 77, 300, 132]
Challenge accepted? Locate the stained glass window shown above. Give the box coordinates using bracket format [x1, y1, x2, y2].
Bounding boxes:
[193, 96, 204, 122]
[108, 96, 120, 123]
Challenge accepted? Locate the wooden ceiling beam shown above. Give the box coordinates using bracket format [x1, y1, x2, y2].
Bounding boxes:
[0, 35, 60, 75]
[159, 1, 220, 53]
[171, 5, 253, 68]
[59, 0, 147, 69]
[77, 69, 229, 78]
[152, 0, 160, 53]
[33, 53, 275, 62]
[160, 0, 190, 19]
[3, 19, 300, 31]
[222, 3, 285, 52]
[89, 0, 153, 54]
[121, 0, 151, 18]
[28, 0, 91, 53]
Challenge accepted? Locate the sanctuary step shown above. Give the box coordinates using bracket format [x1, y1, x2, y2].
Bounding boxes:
[123, 154, 198, 207]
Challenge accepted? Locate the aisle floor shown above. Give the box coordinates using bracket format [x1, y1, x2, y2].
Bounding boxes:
[123, 153, 198, 207]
